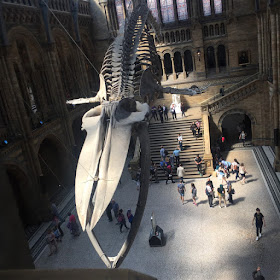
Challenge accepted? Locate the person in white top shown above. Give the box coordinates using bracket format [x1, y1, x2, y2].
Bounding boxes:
[239, 163, 247, 184]
[177, 133, 183, 151]
[177, 164, 185, 182]
[231, 158, 240, 180]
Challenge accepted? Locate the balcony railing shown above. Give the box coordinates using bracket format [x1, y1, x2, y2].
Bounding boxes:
[2, 0, 38, 7]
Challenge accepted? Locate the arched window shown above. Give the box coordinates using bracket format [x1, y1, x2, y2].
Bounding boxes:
[215, 24, 219, 35]
[165, 32, 170, 43]
[206, 46, 216, 69]
[214, 0, 222, 14]
[115, 0, 125, 27]
[171, 31, 175, 42]
[164, 53, 173, 74]
[209, 25, 214, 36]
[186, 29, 191, 40]
[184, 50, 193, 72]
[174, 52, 183, 73]
[147, 0, 159, 21]
[220, 23, 225, 34]
[176, 0, 188, 21]
[176, 30, 180, 41]
[160, 0, 175, 23]
[125, 0, 133, 14]
[204, 26, 209, 37]
[181, 30, 186, 41]
[217, 45, 226, 67]
[202, 0, 211, 16]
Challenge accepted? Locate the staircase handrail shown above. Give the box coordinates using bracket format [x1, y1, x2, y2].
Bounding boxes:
[200, 72, 259, 106]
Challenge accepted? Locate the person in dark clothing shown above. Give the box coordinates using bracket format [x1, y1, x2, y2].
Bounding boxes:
[181, 102, 186, 117]
[220, 85, 225, 97]
[127, 209, 134, 225]
[157, 105, 164, 123]
[118, 209, 130, 233]
[227, 183, 234, 204]
[252, 266, 265, 279]
[252, 208, 266, 241]
[163, 104, 168, 120]
[112, 199, 119, 221]
[165, 168, 175, 184]
[151, 106, 158, 121]
[170, 104, 177, 120]
[190, 122, 196, 137]
[106, 201, 113, 222]
[195, 154, 202, 176]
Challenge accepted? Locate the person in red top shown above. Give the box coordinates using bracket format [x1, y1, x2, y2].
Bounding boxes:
[67, 212, 80, 237]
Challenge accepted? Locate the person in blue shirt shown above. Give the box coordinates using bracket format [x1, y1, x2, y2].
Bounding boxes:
[160, 146, 166, 161]
[173, 147, 180, 167]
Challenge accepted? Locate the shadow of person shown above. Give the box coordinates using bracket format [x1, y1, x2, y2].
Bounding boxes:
[247, 178, 258, 183]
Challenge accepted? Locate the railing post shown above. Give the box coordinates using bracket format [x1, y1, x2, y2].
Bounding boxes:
[202, 111, 213, 176]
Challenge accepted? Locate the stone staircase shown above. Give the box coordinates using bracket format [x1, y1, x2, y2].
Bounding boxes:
[149, 118, 205, 180]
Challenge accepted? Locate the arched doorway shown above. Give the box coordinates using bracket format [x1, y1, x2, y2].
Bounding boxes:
[217, 45, 226, 69]
[220, 113, 252, 145]
[164, 53, 172, 76]
[206, 46, 216, 69]
[72, 117, 87, 158]
[184, 50, 193, 74]
[38, 137, 69, 200]
[174, 52, 183, 75]
[5, 165, 32, 226]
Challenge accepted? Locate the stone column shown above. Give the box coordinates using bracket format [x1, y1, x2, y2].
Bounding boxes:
[173, 0, 179, 23]
[0, 165, 34, 269]
[171, 56, 176, 80]
[271, 12, 280, 170]
[226, 48, 230, 72]
[156, 0, 163, 24]
[257, 15, 263, 74]
[181, 55, 187, 79]
[215, 47, 219, 73]
[202, 112, 213, 175]
[161, 57, 167, 81]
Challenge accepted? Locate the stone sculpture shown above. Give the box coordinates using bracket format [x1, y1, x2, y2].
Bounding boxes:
[66, 0, 202, 268]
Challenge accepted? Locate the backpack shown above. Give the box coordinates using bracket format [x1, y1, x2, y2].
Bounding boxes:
[164, 149, 169, 156]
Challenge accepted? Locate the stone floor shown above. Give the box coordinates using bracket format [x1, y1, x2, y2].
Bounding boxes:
[35, 149, 280, 280]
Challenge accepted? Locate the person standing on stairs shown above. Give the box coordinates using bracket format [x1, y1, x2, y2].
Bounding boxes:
[177, 164, 185, 182]
[157, 105, 164, 123]
[178, 133, 183, 151]
[190, 122, 196, 137]
[181, 102, 186, 117]
[163, 104, 168, 120]
[195, 154, 203, 176]
[160, 146, 166, 161]
[151, 106, 158, 121]
[165, 166, 175, 184]
[195, 120, 201, 137]
[170, 104, 177, 120]
[173, 147, 181, 167]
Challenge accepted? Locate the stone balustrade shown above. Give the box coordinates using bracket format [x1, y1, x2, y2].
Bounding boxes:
[78, 0, 90, 15]
[201, 78, 259, 115]
[48, 0, 70, 12]
[2, 0, 38, 7]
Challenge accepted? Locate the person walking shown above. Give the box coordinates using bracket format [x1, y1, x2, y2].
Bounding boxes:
[239, 163, 247, 184]
[206, 183, 214, 207]
[151, 163, 159, 183]
[170, 104, 177, 120]
[252, 208, 266, 241]
[169, 154, 175, 168]
[252, 266, 265, 279]
[67, 212, 80, 236]
[177, 133, 183, 151]
[190, 122, 196, 137]
[173, 147, 181, 167]
[239, 130, 246, 146]
[227, 182, 234, 204]
[191, 183, 197, 206]
[195, 120, 201, 137]
[163, 104, 168, 120]
[177, 180, 186, 205]
[177, 164, 185, 182]
[231, 158, 240, 180]
[160, 146, 166, 161]
[111, 199, 119, 221]
[151, 105, 158, 121]
[194, 154, 202, 176]
[46, 229, 58, 256]
[52, 215, 64, 237]
[165, 167, 175, 184]
[118, 209, 130, 233]
[181, 102, 186, 117]
[127, 209, 134, 225]
[206, 178, 215, 202]
[106, 201, 113, 222]
[217, 184, 227, 208]
[158, 105, 164, 123]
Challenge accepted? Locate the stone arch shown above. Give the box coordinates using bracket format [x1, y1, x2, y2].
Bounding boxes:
[174, 51, 183, 73]
[218, 109, 256, 128]
[164, 53, 172, 75]
[3, 163, 36, 225]
[37, 134, 71, 198]
[218, 109, 256, 143]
